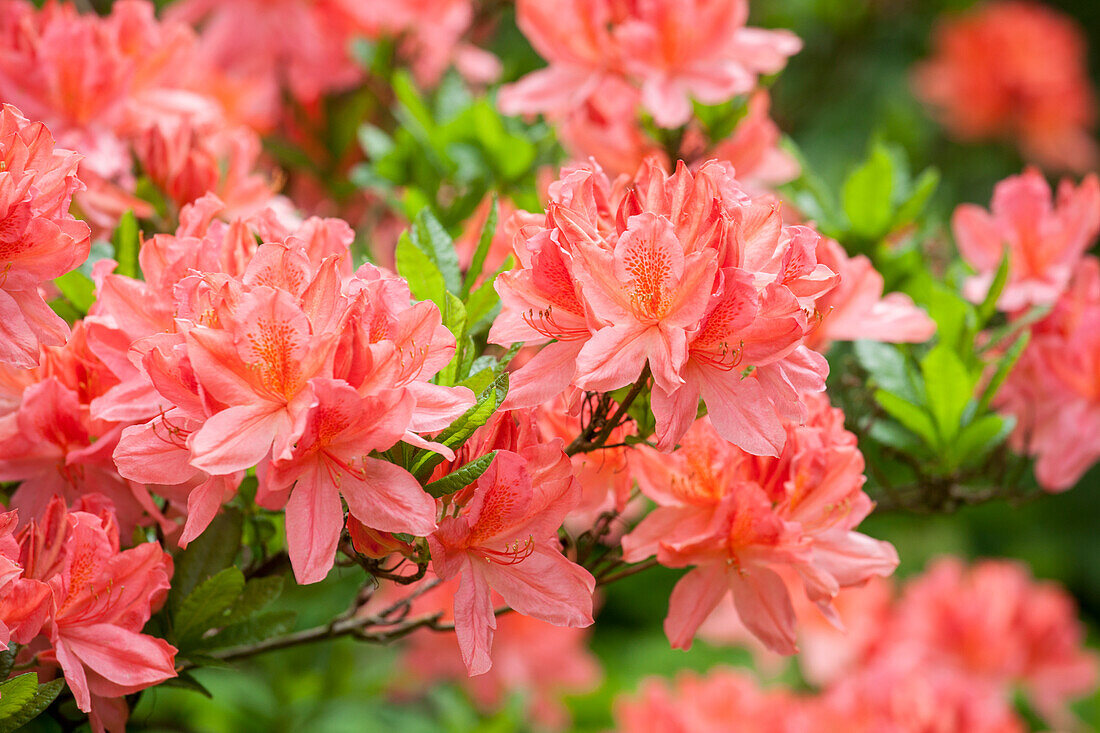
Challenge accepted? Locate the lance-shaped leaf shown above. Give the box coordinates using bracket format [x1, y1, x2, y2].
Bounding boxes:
[424, 451, 499, 497]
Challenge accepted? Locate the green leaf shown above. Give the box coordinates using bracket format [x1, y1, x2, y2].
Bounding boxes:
[462, 196, 498, 297]
[0, 675, 64, 733]
[842, 143, 895, 239]
[111, 210, 141, 279]
[424, 451, 498, 497]
[53, 270, 96, 313]
[954, 414, 1013, 468]
[396, 231, 447, 310]
[161, 671, 213, 698]
[358, 124, 395, 160]
[465, 276, 500, 332]
[222, 575, 285, 626]
[412, 209, 463, 295]
[201, 610, 297, 651]
[411, 373, 508, 481]
[893, 167, 940, 228]
[0, 673, 37, 721]
[853, 341, 922, 404]
[977, 252, 1011, 327]
[920, 345, 974, 444]
[869, 420, 926, 454]
[874, 389, 938, 447]
[174, 567, 246, 645]
[0, 647, 14, 681]
[169, 508, 243, 613]
[977, 329, 1030, 413]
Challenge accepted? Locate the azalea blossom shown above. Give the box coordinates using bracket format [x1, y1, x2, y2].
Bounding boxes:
[0, 104, 90, 367]
[621, 394, 897, 654]
[491, 157, 836, 456]
[952, 167, 1100, 311]
[428, 437, 595, 675]
[914, 0, 1098, 172]
[500, 0, 800, 129]
[13, 497, 176, 733]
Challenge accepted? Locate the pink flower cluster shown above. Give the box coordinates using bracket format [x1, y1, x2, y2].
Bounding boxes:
[0, 497, 175, 733]
[618, 558, 1096, 732]
[913, 0, 1099, 172]
[492, 157, 923, 456]
[0, 0, 283, 230]
[622, 392, 898, 655]
[0, 103, 89, 367]
[954, 168, 1100, 490]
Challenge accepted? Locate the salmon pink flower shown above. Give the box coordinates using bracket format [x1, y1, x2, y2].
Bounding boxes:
[265, 379, 438, 584]
[805, 237, 935, 352]
[914, 0, 1098, 172]
[0, 104, 90, 367]
[622, 394, 897, 654]
[953, 167, 1100, 311]
[428, 444, 595, 675]
[994, 256, 1100, 490]
[492, 158, 836, 456]
[15, 498, 176, 731]
[886, 558, 1098, 724]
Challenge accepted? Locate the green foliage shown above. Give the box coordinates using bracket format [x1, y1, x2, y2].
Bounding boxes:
[424, 451, 499, 498]
[0, 673, 65, 733]
[410, 373, 509, 482]
[111, 210, 141, 279]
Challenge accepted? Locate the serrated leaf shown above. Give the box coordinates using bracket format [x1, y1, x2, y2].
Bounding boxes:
[412, 373, 508, 481]
[977, 252, 1011, 326]
[111, 210, 140, 279]
[0, 676, 63, 733]
[462, 196, 497, 297]
[396, 231, 447, 311]
[920, 345, 974, 444]
[53, 270, 95, 313]
[412, 209, 462, 294]
[842, 143, 895, 239]
[874, 389, 938, 447]
[169, 508, 243, 613]
[221, 575, 285, 626]
[174, 567, 246, 645]
[423, 451, 498, 498]
[201, 610, 297, 651]
[893, 167, 940, 227]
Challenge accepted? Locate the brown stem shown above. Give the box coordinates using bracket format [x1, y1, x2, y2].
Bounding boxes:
[565, 367, 650, 456]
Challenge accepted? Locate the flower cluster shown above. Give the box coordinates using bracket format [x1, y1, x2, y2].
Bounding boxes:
[618, 558, 1096, 732]
[913, 0, 1098, 172]
[0, 103, 89, 367]
[622, 392, 898, 654]
[0, 497, 175, 732]
[0, 0, 283, 230]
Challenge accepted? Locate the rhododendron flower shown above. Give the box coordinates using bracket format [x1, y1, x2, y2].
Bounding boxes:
[392, 577, 601, 731]
[994, 256, 1100, 490]
[0, 1, 281, 230]
[266, 379, 437, 584]
[621, 395, 897, 654]
[501, 0, 800, 129]
[709, 91, 800, 194]
[428, 445, 595, 675]
[0, 104, 90, 367]
[914, 0, 1098, 172]
[614, 668, 811, 733]
[886, 558, 1097, 723]
[953, 167, 1100, 311]
[806, 237, 935, 352]
[15, 498, 176, 732]
[491, 158, 836, 456]
[613, 0, 801, 129]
